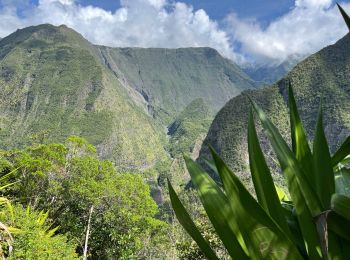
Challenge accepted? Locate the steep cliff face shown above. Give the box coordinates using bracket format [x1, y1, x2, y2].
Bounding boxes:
[0, 24, 258, 171]
[0, 24, 167, 170]
[198, 33, 350, 185]
[97, 46, 256, 124]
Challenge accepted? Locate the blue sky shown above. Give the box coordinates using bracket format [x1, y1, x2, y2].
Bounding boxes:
[76, 0, 295, 22]
[1, 0, 350, 64]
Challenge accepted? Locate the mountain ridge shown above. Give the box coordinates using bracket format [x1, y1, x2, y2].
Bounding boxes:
[0, 23, 256, 172]
[97, 45, 256, 124]
[198, 32, 350, 187]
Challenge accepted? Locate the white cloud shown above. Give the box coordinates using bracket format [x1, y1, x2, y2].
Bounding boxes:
[295, 0, 332, 8]
[225, 1, 350, 64]
[0, 0, 240, 60]
[0, 0, 349, 65]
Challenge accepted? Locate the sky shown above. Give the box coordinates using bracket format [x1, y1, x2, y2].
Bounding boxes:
[0, 0, 350, 65]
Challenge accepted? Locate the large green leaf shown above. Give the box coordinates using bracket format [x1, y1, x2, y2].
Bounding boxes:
[167, 180, 219, 260]
[288, 85, 314, 184]
[335, 168, 350, 197]
[251, 100, 321, 215]
[332, 136, 350, 167]
[184, 157, 249, 259]
[328, 211, 350, 241]
[248, 110, 292, 237]
[251, 99, 322, 258]
[313, 105, 335, 208]
[337, 3, 350, 31]
[331, 194, 350, 222]
[210, 148, 303, 259]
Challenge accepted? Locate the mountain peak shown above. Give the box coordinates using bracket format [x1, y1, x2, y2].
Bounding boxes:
[0, 24, 93, 58]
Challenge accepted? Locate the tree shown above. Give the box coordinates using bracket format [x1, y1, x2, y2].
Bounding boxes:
[1, 136, 170, 258]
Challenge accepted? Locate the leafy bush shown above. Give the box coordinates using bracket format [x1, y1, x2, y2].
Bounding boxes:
[0, 169, 19, 259]
[0, 205, 78, 259]
[1, 136, 170, 258]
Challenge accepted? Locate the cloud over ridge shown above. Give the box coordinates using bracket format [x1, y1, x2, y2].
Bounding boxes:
[0, 0, 349, 64]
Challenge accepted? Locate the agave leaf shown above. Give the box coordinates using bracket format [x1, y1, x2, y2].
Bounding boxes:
[337, 3, 350, 31]
[288, 85, 314, 184]
[248, 110, 292, 237]
[251, 99, 322, 213]
[184, 157, 249, 259]
[251, 99, 322, 258]
[331, 194, 350, 221]
[332, 136, 350, 167]
[335, 168, 350, 196]
[275, 185, 289, 201]
[281, 206, 307, 256]
[313, 104, 335, 208]
[203, 158, 218, 176]
[328, 211, 350, 241]
[167, 180, 219, 260]
[210, 148, 303, 260]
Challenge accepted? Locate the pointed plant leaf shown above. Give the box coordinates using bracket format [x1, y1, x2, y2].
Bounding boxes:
[332, 136, 350, 167]
[288, 85, 314, 184]
[337, 3, 350, 31]
[251, 99, 322, 258]
[313, 104, 335, 208]
[331, 194, 350, 222]
[184, 157, 249, 259]
[210, 148, 303, 260]
[251, 99, 321, 213]
[248, 110, 292, 237]
[328, 211, 350, 241]
[167, 179, 219, 260]
[335, 168, 350, 196]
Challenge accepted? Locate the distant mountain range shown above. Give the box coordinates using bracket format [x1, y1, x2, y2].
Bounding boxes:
[0, 24, 257, 171]
[198, 32, 350, 186]
[243, 57, 300, 85]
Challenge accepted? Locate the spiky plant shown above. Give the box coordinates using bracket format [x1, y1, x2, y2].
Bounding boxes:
[168, 5, 350, 259]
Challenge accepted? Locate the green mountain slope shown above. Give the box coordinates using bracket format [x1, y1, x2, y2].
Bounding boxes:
[97, 46, 256, 124]
[198, 33, 350, 185]
[167, 98, 213, 157]
[0, 24, 167, 170]
[0, 24, 257, 172]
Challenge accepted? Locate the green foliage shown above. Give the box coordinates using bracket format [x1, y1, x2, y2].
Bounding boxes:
[1, 137, 170, 258]
[0, 205, 78, 260]
[169, 85, 350, 258]
[0, 169, 19, 258]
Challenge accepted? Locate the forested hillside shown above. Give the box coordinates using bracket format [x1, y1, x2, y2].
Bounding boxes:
[198, 31, 350, 187]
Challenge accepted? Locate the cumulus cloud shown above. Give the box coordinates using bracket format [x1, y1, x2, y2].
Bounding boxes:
[225, 1, 350, 64]
[0, 0, 241, 60]
[0, 0, 349, 65]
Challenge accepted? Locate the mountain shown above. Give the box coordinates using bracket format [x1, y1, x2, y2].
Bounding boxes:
[0, 24, 256, 171]
[167, 98, 212, 158]
[198, 33, 350, 186]
[97, 46, 256, 124]
[0, 24, 167, 170]
[243, 58, 300, 85]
